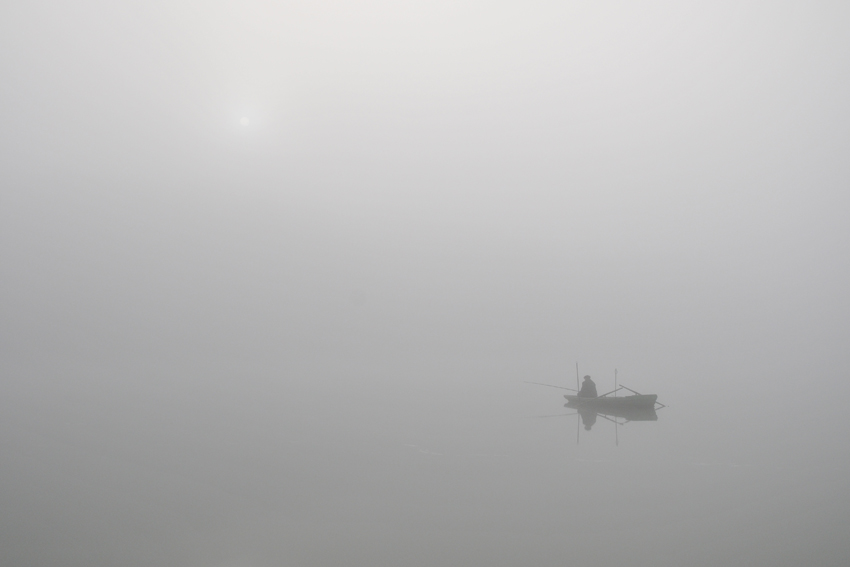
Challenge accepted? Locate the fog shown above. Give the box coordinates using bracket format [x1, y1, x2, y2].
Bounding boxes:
[2, 1, 849, 566]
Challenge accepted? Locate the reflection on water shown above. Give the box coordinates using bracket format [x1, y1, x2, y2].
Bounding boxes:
[572, 403, 658, 428]
[567, 396, 659, 432]
[570, 401, 659, 445]
[2, 357, 849, 567]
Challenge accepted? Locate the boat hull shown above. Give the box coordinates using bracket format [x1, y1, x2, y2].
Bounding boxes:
[564, 394, 658, 422]
[564, 394, 657, 408]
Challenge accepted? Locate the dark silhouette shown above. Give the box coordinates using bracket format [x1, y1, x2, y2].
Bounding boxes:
[578, 375, 597, 398]
[579, 408, 598, 430]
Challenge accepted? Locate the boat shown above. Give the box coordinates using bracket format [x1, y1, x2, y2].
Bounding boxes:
[564, 395, 658, 422]
[563, 393, 657, 409]
[524, 366, 665, 441]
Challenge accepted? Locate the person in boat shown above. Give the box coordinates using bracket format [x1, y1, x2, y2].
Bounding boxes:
[578, 375, 597, 398]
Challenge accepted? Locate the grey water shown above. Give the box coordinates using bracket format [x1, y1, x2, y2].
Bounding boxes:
[4, 353, 849, 567]
[2, 1, 850, 566]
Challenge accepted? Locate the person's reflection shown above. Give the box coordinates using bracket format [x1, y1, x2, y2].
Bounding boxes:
[579, 408, 597, 430]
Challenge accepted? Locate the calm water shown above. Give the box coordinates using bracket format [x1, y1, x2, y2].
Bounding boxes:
[3, 352, 848, 567]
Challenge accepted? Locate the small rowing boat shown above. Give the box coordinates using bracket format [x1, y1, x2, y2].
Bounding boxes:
[564, 393, 658, 422]
[526, 367, 664, 442]
[563, 393, 657, 409]
[524, 366, 666, 433]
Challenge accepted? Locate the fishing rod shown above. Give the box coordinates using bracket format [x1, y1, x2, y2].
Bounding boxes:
[522, 381, 577, 392]
[527, 412, 580, 418]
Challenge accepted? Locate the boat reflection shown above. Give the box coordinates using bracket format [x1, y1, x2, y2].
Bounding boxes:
[569, 401, 658, 431]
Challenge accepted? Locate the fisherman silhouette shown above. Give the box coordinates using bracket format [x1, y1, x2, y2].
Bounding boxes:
[578, 375, 597, 398]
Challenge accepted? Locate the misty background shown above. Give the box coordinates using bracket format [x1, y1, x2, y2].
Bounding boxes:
[2, 1, 849, 566]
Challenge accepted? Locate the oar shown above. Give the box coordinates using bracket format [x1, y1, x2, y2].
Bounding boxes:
[617, 383, 666, 409]
[522, 381, 577, 392]
[596, 386, 626, 398]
